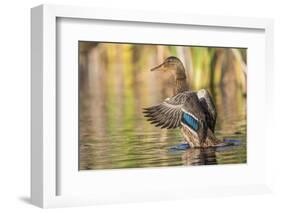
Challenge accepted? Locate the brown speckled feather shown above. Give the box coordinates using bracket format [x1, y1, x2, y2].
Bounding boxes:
[143, 91, 195, 129]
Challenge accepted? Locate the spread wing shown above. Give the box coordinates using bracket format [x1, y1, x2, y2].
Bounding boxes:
[143, 92, 193, 129]
[197, 89, 217, 132]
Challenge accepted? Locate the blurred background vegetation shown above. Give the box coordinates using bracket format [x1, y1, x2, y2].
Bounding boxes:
[79, 42, 247, 170]
[79, 42, 247, 95]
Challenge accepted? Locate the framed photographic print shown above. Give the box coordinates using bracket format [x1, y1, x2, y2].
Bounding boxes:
[31, 4, 274, 208]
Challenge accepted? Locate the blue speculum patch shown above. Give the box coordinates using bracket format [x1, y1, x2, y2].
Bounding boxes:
[182, 112, 199, 131]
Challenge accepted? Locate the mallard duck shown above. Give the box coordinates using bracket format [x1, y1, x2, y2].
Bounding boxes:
[143, 56, 222, 148]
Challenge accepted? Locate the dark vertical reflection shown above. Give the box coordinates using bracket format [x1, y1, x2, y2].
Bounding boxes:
[182, 147, 217, 166]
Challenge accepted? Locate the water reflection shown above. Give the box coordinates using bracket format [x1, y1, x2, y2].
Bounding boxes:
[79, 84, 246, 170]
[181, 148, 217, 166]
[79, 42, 247, 170]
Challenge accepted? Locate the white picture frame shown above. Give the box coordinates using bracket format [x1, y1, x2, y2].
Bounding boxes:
[31, 4, 274, 208]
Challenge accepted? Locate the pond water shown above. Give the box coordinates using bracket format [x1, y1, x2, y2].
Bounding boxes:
[79, 86, 247, 170]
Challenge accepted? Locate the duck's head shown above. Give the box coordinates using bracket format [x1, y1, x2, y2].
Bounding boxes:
[150, 56, 186, 80]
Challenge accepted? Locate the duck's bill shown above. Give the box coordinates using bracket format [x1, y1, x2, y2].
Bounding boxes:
[150, 62, 164, 71]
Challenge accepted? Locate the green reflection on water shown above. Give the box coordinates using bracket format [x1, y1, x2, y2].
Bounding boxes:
[79, 84, 246, 170]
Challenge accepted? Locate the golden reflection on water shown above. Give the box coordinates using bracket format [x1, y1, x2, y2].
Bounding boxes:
[79, 42, 247, 170]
